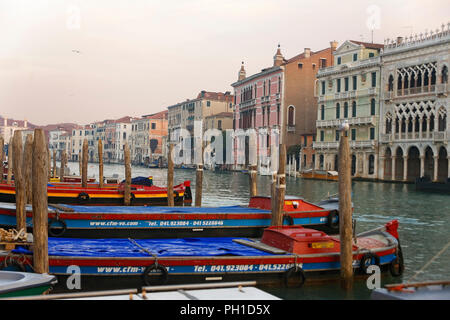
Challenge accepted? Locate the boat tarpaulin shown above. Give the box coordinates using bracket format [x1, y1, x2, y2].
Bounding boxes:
[54, 205, 270, 214]
[13, 237, 273, 258]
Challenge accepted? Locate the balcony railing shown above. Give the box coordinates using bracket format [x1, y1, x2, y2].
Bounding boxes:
[380, 131, 447, 143]
[313, 140, 376, 150]
[240, 99, 256, 108]
[316, 116, 376, 128]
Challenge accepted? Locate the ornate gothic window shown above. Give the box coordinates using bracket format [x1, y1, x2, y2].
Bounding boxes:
[442, 66, 448, 84]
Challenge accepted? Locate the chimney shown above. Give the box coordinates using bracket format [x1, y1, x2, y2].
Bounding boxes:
[24, 120, 28, 128]
[330, 41, 338, 51]
[304, 48, 311, 58]
[4, 117, 7, 127]
[396, 37, 403, 44]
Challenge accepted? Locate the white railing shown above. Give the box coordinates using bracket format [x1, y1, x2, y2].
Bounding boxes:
[384, 23, 450, 53]
[381, 131, 447, 142]
[316, 116, 376, 128]
[317, 56, 381, 77]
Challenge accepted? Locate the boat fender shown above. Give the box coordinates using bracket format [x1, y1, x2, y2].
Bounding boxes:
[359, 252, 380, 274]
[284, 266, 306, 288]
[142, 263, 168, 286]
[326, 210, 339, 231]
[77, 192, 90, 202]
[130, 192, 136, 204]
[283, 214, 294, 226]
[48, 218, 67, 237]
[389, 242, 405, 277]
[174, 191, 181, 202]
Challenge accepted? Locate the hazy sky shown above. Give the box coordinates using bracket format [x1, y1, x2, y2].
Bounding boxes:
[1, 0, 449, 126]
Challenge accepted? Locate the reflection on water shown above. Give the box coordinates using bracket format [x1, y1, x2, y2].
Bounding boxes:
[65, 161, 450, 299]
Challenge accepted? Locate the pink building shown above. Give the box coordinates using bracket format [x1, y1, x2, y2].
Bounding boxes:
[231, 47, 285, 169]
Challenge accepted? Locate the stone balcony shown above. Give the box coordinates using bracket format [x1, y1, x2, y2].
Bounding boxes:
[317, 56, 381, 77]
[316, 116, 377, 128]
[313, 140, 377, 150]
[383, 84, 448, 101]
[240, 99, 256, 109]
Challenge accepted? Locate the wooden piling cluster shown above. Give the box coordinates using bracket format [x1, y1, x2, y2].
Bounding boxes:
[5, 129, 49, 273]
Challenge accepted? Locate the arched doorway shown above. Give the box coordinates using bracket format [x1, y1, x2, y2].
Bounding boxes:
[407, 146, 420, 181]
[424, 147, 434, 179]
[437, 147, 448, 182]
[395, 147, 404, 180]
[384, 148, 392, 180]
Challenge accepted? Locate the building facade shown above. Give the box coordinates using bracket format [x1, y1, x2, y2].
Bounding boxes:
[313, 40, 383, 179]
[232, 43, 336, 172]
[130, 111, 168, 165]
[379, 25, 449, 182]
[167, 91, 233, 164]
[0, 117, 31, 144]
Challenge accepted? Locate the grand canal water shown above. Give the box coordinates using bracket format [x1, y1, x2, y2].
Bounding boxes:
[65, 161, 450, 300]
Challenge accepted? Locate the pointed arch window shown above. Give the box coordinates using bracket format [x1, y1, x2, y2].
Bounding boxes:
[288, 106, 295, 126]
[442, 66, 448, 84]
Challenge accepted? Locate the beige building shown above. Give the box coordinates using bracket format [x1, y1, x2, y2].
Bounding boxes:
[167, 91, 234, 163]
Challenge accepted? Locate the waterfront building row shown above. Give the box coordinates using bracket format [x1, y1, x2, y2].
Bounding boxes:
[313, 24, 449, 182]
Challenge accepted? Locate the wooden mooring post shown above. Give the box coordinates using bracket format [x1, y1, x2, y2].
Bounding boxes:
[167, 143, 174, 207]
[338, 122, 353, 290]
[124, 143, 131, 205]
[271, 144, 286, 226]
[98, 139, 104, 188]
[195, 164, 203, 207]
[195, 143, 204, 207]
[7, 137, 13, 184]
[249, 165, 257, 197]
[0, 136, 4, 184]
[59, 150, 66, 182]
[23, 134, 33, 204]
[12, 131, 26, 232]
[81, 139, 88, 188]
[47, 146, 51, 182]
[78, 150, 82, 177]
[52, 149, 57, 179]
[32, 129, 49, 274]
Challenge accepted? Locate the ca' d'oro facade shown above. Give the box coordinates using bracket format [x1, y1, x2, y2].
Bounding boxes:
[379, 26, 450, 182]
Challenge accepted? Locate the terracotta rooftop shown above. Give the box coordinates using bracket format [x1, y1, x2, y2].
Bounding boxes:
[197, 91, 234, 102]
[143, 110, 168, 120]
[348, 40, 384, 50]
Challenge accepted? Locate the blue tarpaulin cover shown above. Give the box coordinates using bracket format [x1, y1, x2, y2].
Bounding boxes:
[14, 237, 272, 258]
[56, 205, 270, 214]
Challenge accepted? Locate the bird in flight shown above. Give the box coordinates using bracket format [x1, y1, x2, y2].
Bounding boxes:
[72, 50, 81, 54]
